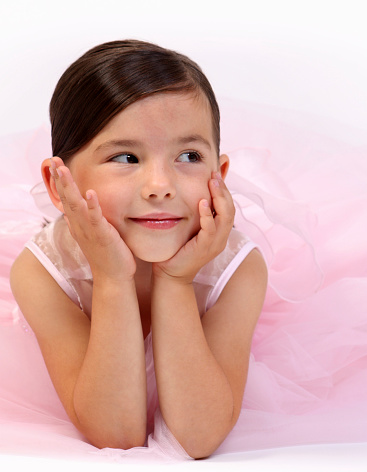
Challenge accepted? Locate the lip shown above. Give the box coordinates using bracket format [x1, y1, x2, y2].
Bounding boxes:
[129, 213, 183, 230]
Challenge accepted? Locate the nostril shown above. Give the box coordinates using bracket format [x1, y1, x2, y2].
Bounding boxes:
[142, 178, 176, 199]
[148, 191, 172, 198]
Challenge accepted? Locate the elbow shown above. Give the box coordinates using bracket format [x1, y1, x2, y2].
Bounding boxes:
[89, 431, 146, 450]
[72, 409, 146, 450]
[79, 421, 146, 450]
[178, 430, 230, 459]
[72, 397, 146, 450]
[187, 450, 212, 460]
[182, 440, 221, 460]
[177, 413, 236, 459]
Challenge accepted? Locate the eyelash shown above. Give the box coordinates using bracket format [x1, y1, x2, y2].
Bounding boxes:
[109, 151, 204, 164]
[177, 151, 204, 163]
[110, 153, 139, 164]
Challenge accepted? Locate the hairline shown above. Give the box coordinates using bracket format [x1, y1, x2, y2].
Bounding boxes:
[63, 89, 220, 164]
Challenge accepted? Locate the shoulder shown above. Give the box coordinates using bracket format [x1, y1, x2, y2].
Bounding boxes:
[223, 248, 267, 314]
[10, 247, 49, 295]
[202, 243, 267, 339]
[208, 247, 267, 323]
[10, 248, 86, 344]
[229, 245, 268, 294]
[11, 246, 62, 298]
[197, 228, 266, 314]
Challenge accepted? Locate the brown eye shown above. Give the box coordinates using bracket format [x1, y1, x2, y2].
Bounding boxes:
[111, 153, 139, 163]
[177, 152, 202, 163]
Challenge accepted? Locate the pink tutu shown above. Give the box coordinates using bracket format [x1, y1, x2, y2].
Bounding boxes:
[0, 100, 366, 463]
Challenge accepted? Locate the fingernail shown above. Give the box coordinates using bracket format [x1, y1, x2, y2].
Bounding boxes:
[215, 172, 222, 180]
[49, 159, 55, 177]
[56, 168, 63, 177]
[213, 178, 220, 187]
[202, 199, 209, 207]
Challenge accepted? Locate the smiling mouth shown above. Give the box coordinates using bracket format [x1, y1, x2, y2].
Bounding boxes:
[130, 217, 182, 230]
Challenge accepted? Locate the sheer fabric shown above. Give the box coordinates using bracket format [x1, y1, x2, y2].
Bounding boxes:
[1, 100, 366, 461]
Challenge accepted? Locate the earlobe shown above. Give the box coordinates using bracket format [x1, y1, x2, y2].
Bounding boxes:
[41, 158, 64, 213]
[219, 154, 230, 180]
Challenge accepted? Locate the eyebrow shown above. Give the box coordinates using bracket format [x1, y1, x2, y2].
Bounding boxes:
[94, 135, 212, 153]
[94, 140, 140, 152]
[175, 134, 212, 150]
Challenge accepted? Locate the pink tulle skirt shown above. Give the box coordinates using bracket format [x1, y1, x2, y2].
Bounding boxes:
[1, 100, 366, 463]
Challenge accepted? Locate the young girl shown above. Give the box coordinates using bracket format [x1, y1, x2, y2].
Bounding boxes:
[10, 40, 267, 459]
[4, 38, 367, 465]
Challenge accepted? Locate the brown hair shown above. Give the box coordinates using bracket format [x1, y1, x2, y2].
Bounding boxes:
[50, 40, 220, 163]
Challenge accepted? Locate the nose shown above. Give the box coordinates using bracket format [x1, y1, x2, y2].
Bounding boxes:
[141, 161, 176, 200]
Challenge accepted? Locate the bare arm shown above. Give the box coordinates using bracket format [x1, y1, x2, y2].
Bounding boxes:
[11, 158, 147, 449]
[73, 274, 147, 449]
[151, 174, 267, 458]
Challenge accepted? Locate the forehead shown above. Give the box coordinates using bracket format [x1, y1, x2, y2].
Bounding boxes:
[96, 92, 214, 144]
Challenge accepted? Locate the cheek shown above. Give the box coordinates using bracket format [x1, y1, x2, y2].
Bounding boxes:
[94, 185, 130, 221]
[190, 179, 212, 210]
[185, 179, 212, 231]
[183, 169, 211, 199]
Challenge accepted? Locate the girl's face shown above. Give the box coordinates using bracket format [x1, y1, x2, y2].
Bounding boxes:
[67, 92, 229, 262]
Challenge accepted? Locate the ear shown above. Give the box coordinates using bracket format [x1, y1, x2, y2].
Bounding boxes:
[218, 154, 230, 180]
[41, 158, 64, 213]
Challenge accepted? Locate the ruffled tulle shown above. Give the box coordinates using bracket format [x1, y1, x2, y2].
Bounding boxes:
[1, 101, 366, 462]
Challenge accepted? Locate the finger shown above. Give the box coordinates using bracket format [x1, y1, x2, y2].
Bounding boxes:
[49, 157, 67, 210]
[54, 164, 87, 218]
[198, 199, 216, 238]
[193, 198, 217, 253]
[49, 156, 66, 185]
[209, 172, 235, 227]
[86, 189, 104, 227]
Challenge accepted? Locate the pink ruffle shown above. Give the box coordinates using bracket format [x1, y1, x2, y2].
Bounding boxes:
[1, 100, 367, 462]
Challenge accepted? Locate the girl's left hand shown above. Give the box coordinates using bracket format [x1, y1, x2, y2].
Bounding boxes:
[152, 172, 235, 283]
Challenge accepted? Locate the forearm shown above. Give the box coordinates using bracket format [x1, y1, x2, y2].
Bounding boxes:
[151, 276, 234, 458]
[73, 278, 147, 448]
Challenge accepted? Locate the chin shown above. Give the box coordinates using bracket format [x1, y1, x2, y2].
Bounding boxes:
[122, 229, 198, 263]
[129, 243, 181, 263]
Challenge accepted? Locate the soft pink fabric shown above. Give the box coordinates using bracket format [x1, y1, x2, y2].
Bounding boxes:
[19, 217, 254, 462]
[1, 101, 367, 463]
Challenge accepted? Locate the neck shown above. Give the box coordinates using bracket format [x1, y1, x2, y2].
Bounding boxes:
[134, 256, 152, 283]
[133, 257, 153, 339]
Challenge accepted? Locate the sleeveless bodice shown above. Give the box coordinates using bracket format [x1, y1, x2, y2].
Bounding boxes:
[25, 217, 257, 318]
[25, 216, 257, 443]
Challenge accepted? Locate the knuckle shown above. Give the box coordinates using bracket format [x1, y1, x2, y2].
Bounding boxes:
[224, 207, 235, 224]
[89, 215, 100, 227]
[227, 214, 235, 226]
[68, 201, 80, 213]
[207, 225, 217, 237]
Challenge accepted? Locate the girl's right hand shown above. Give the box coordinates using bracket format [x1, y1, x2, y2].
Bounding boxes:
[50, 157, 136, 282]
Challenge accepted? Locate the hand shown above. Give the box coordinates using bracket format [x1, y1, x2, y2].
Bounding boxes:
[50, 157, 136, 282]
[152, 172, 235, 283]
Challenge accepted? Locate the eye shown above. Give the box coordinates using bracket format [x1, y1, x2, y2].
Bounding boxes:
[176, 151, 203, 163]
[110, 153, 139, 164]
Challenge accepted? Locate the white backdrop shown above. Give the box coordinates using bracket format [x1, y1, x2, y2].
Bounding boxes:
[1, 1, 366, 471]
[1, 0, 366, 137]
